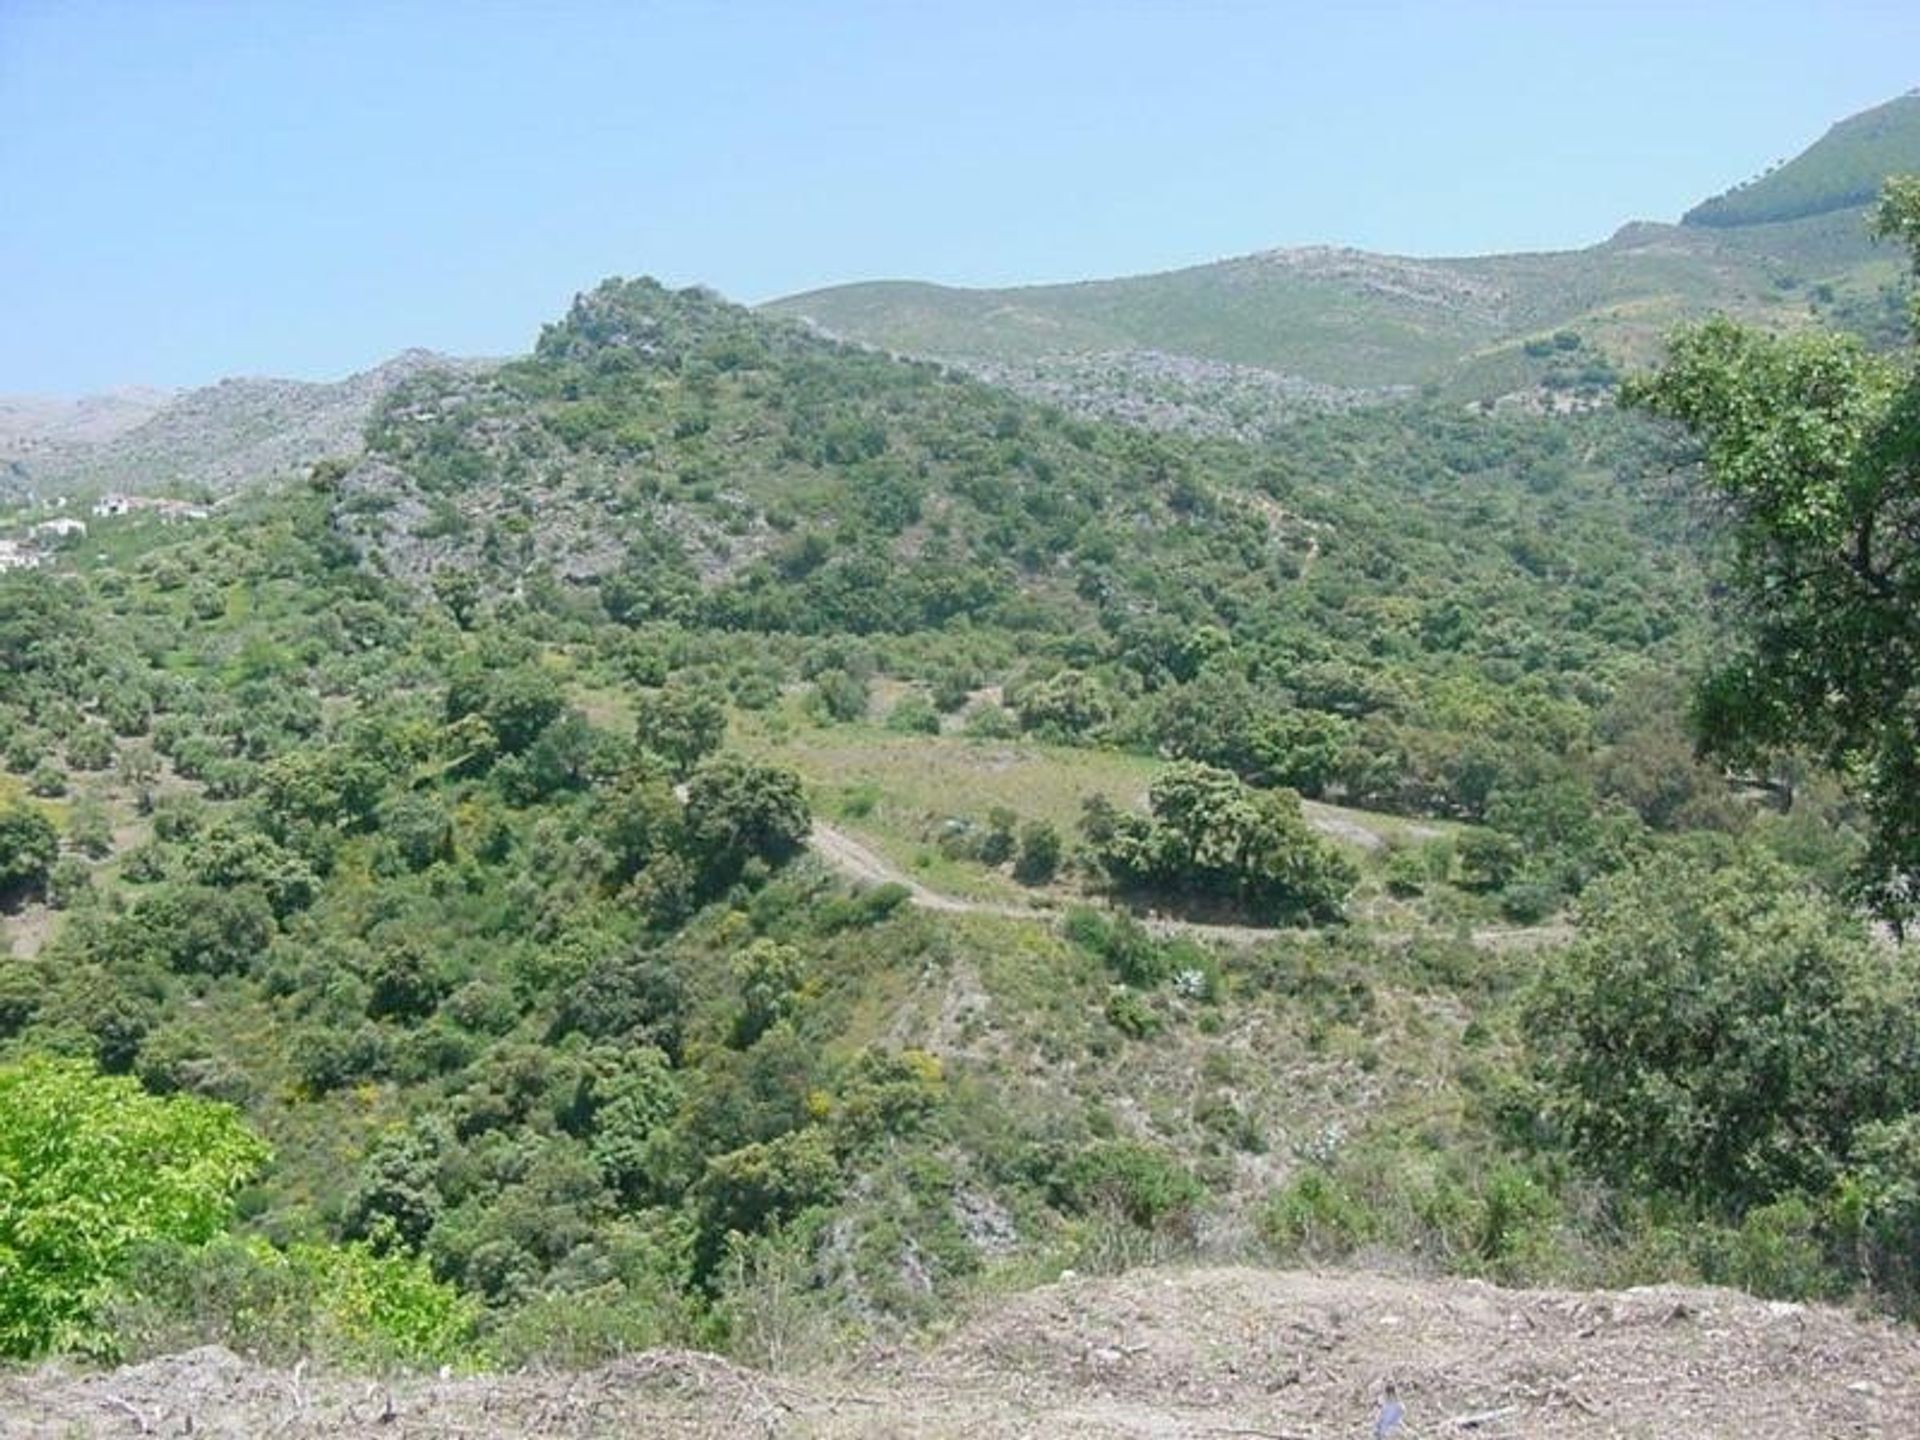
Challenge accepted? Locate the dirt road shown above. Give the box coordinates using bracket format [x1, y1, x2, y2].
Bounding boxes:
[806, 821, 1566, 951]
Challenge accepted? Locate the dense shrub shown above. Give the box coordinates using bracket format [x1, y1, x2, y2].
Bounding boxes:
[0, 1057, 270, 1357]
[1527, 850, 1920, 1213]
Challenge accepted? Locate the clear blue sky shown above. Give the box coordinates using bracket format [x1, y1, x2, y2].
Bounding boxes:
[2, 1, 1915, 392]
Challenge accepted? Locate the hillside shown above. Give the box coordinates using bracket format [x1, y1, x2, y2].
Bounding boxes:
[10, 98, 1910, 493]
[0, 387, 175, 454]
[0, 350, 488, 502]
[764, 95, 1920, 415]
[0, 268, 1896, 1383]
[11, 1267, 1918, 1437]
[1685, 90, 1920, 227]
[0, 388, 176, 500]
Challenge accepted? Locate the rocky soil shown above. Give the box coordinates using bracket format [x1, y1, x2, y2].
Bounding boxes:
[7, 1265, 1914, 1437]
[958, 349, 1411, 442]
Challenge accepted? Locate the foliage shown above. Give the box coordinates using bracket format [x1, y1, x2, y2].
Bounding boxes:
[682, 753, 811, 891]
[1835, 1115, 1920, 1312]
[0, 801, 58, 904]
[1012, 819, 1063, 884]
[634, 681, 728, 777]
[0, 1057, 270, 1357]
[1526, 850, 1920, 1213]
[1090, 762, 1356, 921]
[0, 237, 1903, 1365]
[1624, 177, 1920, 918]
[1053, 1140, 1203, 1229]
[109, 1236, 479, 1369]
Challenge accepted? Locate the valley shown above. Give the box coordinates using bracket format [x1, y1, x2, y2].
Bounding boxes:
[2, 79, 1919, 1435]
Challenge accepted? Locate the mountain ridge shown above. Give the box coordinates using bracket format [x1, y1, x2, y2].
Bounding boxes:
[1684, 89, 1920, 227]
[762, 93, 1920, 412]
[0, 349, 491, 502]
[6, 95, 1915, 492]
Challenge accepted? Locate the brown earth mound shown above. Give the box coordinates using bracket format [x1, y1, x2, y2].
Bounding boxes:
[4, 1265, 1914, 1437]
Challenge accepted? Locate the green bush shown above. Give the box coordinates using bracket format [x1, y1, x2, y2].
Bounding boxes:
[1013, 820, 1063, 884]
[1698, 1197, 1837, 1304]
[109, 1237, 479, 1368]
[0, 1056, 270, 1357]
[1055, 1140, 1203, 1229]
[1103, 987, 1162, 1039]
[885, 692, 941, 735]
[1260, 1167, 1376, 1258]
[1527, 850, 1920, 1213]
[1834, 1115, 1920, 1312]
[1063, 908, 1168, 988]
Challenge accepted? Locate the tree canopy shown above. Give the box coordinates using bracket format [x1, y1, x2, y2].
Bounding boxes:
[1527, 850, 1920, 1212]
[0, 1057, 270, 1357]
[1623, 177, 1920, 918]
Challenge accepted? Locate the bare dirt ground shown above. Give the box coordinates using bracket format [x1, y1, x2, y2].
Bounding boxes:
[7, 1265, 1915, 1437]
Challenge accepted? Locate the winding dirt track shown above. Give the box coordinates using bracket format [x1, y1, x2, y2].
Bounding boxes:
[807, 823, 1041, 920]
[806, 822, 1570, 951]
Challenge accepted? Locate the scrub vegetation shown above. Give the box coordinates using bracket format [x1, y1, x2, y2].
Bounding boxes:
[3, 143, 1919, 1390]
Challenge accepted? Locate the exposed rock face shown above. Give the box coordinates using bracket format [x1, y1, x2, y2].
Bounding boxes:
[1239, 244, 1511, 318]
[958, 348, 1413, 441]
[0, 351, 493, 500]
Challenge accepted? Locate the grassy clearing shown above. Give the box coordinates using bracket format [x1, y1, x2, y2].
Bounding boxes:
[736, 719, 1161, 901]
[739, 714, 1480, 899]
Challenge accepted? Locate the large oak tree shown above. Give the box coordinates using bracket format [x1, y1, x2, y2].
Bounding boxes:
[1623, 178, 1920, 919]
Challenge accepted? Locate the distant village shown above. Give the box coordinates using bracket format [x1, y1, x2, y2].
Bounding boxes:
[0, 491, 211, 571]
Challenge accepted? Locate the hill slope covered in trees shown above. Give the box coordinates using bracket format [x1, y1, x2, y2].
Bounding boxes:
[0, 253, 1906, 1377]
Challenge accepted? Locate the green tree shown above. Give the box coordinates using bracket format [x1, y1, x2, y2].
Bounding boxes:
[431, 567, 482, 628]
[808, 668, 869, 724]
[1093, 762, 1355, 921]
[580, 1046, 681, 1204]
[693, 1130, 842, 1278]
[446, 664, 566, 755]
[683, 754, 811, 892]
[65, 723, 115, 772]
[633, 681, 728, 777]
[1249, 708, 1354, 798]
[731, 938, 805, 1048]
[1622, 178, 1920, 917]
[377, 791, 454, 872]
[0, 1056, 270, 1357]
[1526, 850, 1920, 1214]
[1011, 668, 1111, 740]
[0, 802, 58, 904]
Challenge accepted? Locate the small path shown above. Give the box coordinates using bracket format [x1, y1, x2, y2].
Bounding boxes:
[808, 822, 1042, 921]
[807, 821, 1566, 951]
